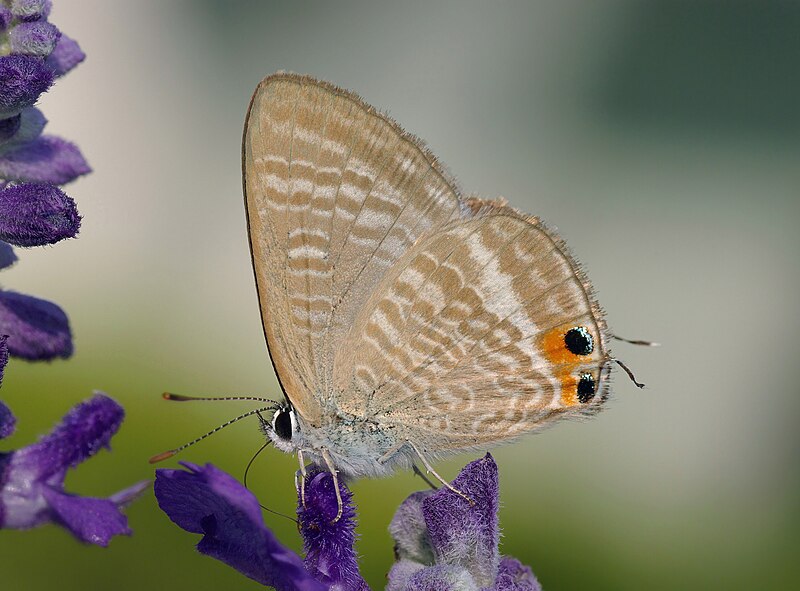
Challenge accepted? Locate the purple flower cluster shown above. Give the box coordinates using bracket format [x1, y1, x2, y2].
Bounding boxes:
[155, 454, 541, 590]
[0, 0, 90, 385]
[0, 2, 145, 547]
[0, 393, 148, 545]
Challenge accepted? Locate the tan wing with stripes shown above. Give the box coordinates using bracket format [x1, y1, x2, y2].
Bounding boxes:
[243, 74, 463, 424]
[332, 199, 610, 447]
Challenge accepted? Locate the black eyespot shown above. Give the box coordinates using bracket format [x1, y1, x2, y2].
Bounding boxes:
[564, 327, 594, 356]
[273, 408, 293, 441]
[577, 373, 596, 403]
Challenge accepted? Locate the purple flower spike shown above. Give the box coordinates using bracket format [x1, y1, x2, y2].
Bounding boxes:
[0, 241, 16, 269]
[0, 55, 53, 119]
[10, 0, 52, 21]
[0, 289, 73, 360]
[388, 454, 540, 591]
[0, 183, 80, 246]
[155, 462, 327, 591]
[0, 135, 90, 184]
[9, 22, 61, 57]
[0, 393, 149, 545]
[45, 34, 85, 77]
[298, 468, 370, 591]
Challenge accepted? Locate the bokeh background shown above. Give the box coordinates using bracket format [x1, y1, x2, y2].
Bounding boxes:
[2, 1, 798, 589]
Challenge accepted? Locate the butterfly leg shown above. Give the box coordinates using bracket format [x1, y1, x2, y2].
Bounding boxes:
[296, 449, 308, 508]
[320, 447, 344, 523]
[376, 443, 441, 491]
[407, 440, 474, 505]
[412, 463, 439, 490]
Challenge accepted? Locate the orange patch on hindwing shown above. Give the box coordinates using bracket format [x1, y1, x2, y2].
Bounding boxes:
[539, 324, 597, 407]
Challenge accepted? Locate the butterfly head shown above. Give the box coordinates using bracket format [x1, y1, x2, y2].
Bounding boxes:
[265, 403, 302, 453]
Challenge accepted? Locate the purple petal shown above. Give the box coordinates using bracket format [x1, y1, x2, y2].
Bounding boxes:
[44, 33, 84, 77]
[0, 55, 53, 119]
[0, 115, 22, 143]
[11, 394, 123, 480]
[0, 241, 17, 269]
[299, 468, 370, 591]
[0, 334, 8, 384]
[0, 289, 72, 360]
[0, 135, 90, 184]
[0, 8, 12, 31]
[9, 22, 60, 57]
[387, 559, 426, 591]
[41, 487, 130, 546]
[492, 557, 541, 591]
[155, 462, 326, 591]
[10, 0, 52, 21]
[0, 183, 80, 246]
[389, 490, 435, 563]
[0, 400, 15, 440]
[406, 564, 477, 591]
[0, 108, 47, 150]
[422, 454, 500, 588]
[109, 479, 151, 507]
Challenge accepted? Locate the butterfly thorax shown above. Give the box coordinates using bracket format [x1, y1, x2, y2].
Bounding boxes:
[265, 404, 412, 478]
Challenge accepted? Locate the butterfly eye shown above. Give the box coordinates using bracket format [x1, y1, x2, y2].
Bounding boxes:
[272, 408, 294, 441]
[564, 327, 594, 356]
[577, 373, 596, 403]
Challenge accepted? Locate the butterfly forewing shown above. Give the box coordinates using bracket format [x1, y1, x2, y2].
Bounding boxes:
[243, 74, 463, 424]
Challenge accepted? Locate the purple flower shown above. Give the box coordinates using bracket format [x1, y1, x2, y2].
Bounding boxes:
[0, 135, 90, 184]
[155, 453, 539, 590]
[299, 467, 370, 591]
[45, 33, 84, 77]
[0, 393, 149, 545]
[0, 54, 53, 118]
[387, 455, 541, 591]
[155, 462, 327, 591]
[0, 289, 72, 360]
[9, 21, 60, 57]
[0, 182, 80, 246]
[9, 1, 52, 22]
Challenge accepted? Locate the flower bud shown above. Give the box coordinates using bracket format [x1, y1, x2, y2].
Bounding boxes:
[0, 55, 53, 118]
[0, 182, 80, 246]
[0, 289, 73, 360]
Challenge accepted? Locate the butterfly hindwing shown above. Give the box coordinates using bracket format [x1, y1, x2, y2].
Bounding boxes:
[333, 199, 609, 451]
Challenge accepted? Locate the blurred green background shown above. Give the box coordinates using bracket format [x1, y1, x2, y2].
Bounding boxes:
[2, 1, 798, 589]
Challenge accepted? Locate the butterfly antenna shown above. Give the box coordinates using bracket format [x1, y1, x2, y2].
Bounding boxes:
[243, 439, 299, 525]
[611, 358, 646, 389]
[162, 392, 281, 405]
[611, 334, 660, 347]
[149, 406, 275, 463]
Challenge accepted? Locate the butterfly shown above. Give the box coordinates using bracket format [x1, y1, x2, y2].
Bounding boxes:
[152, 73, 640, 519]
